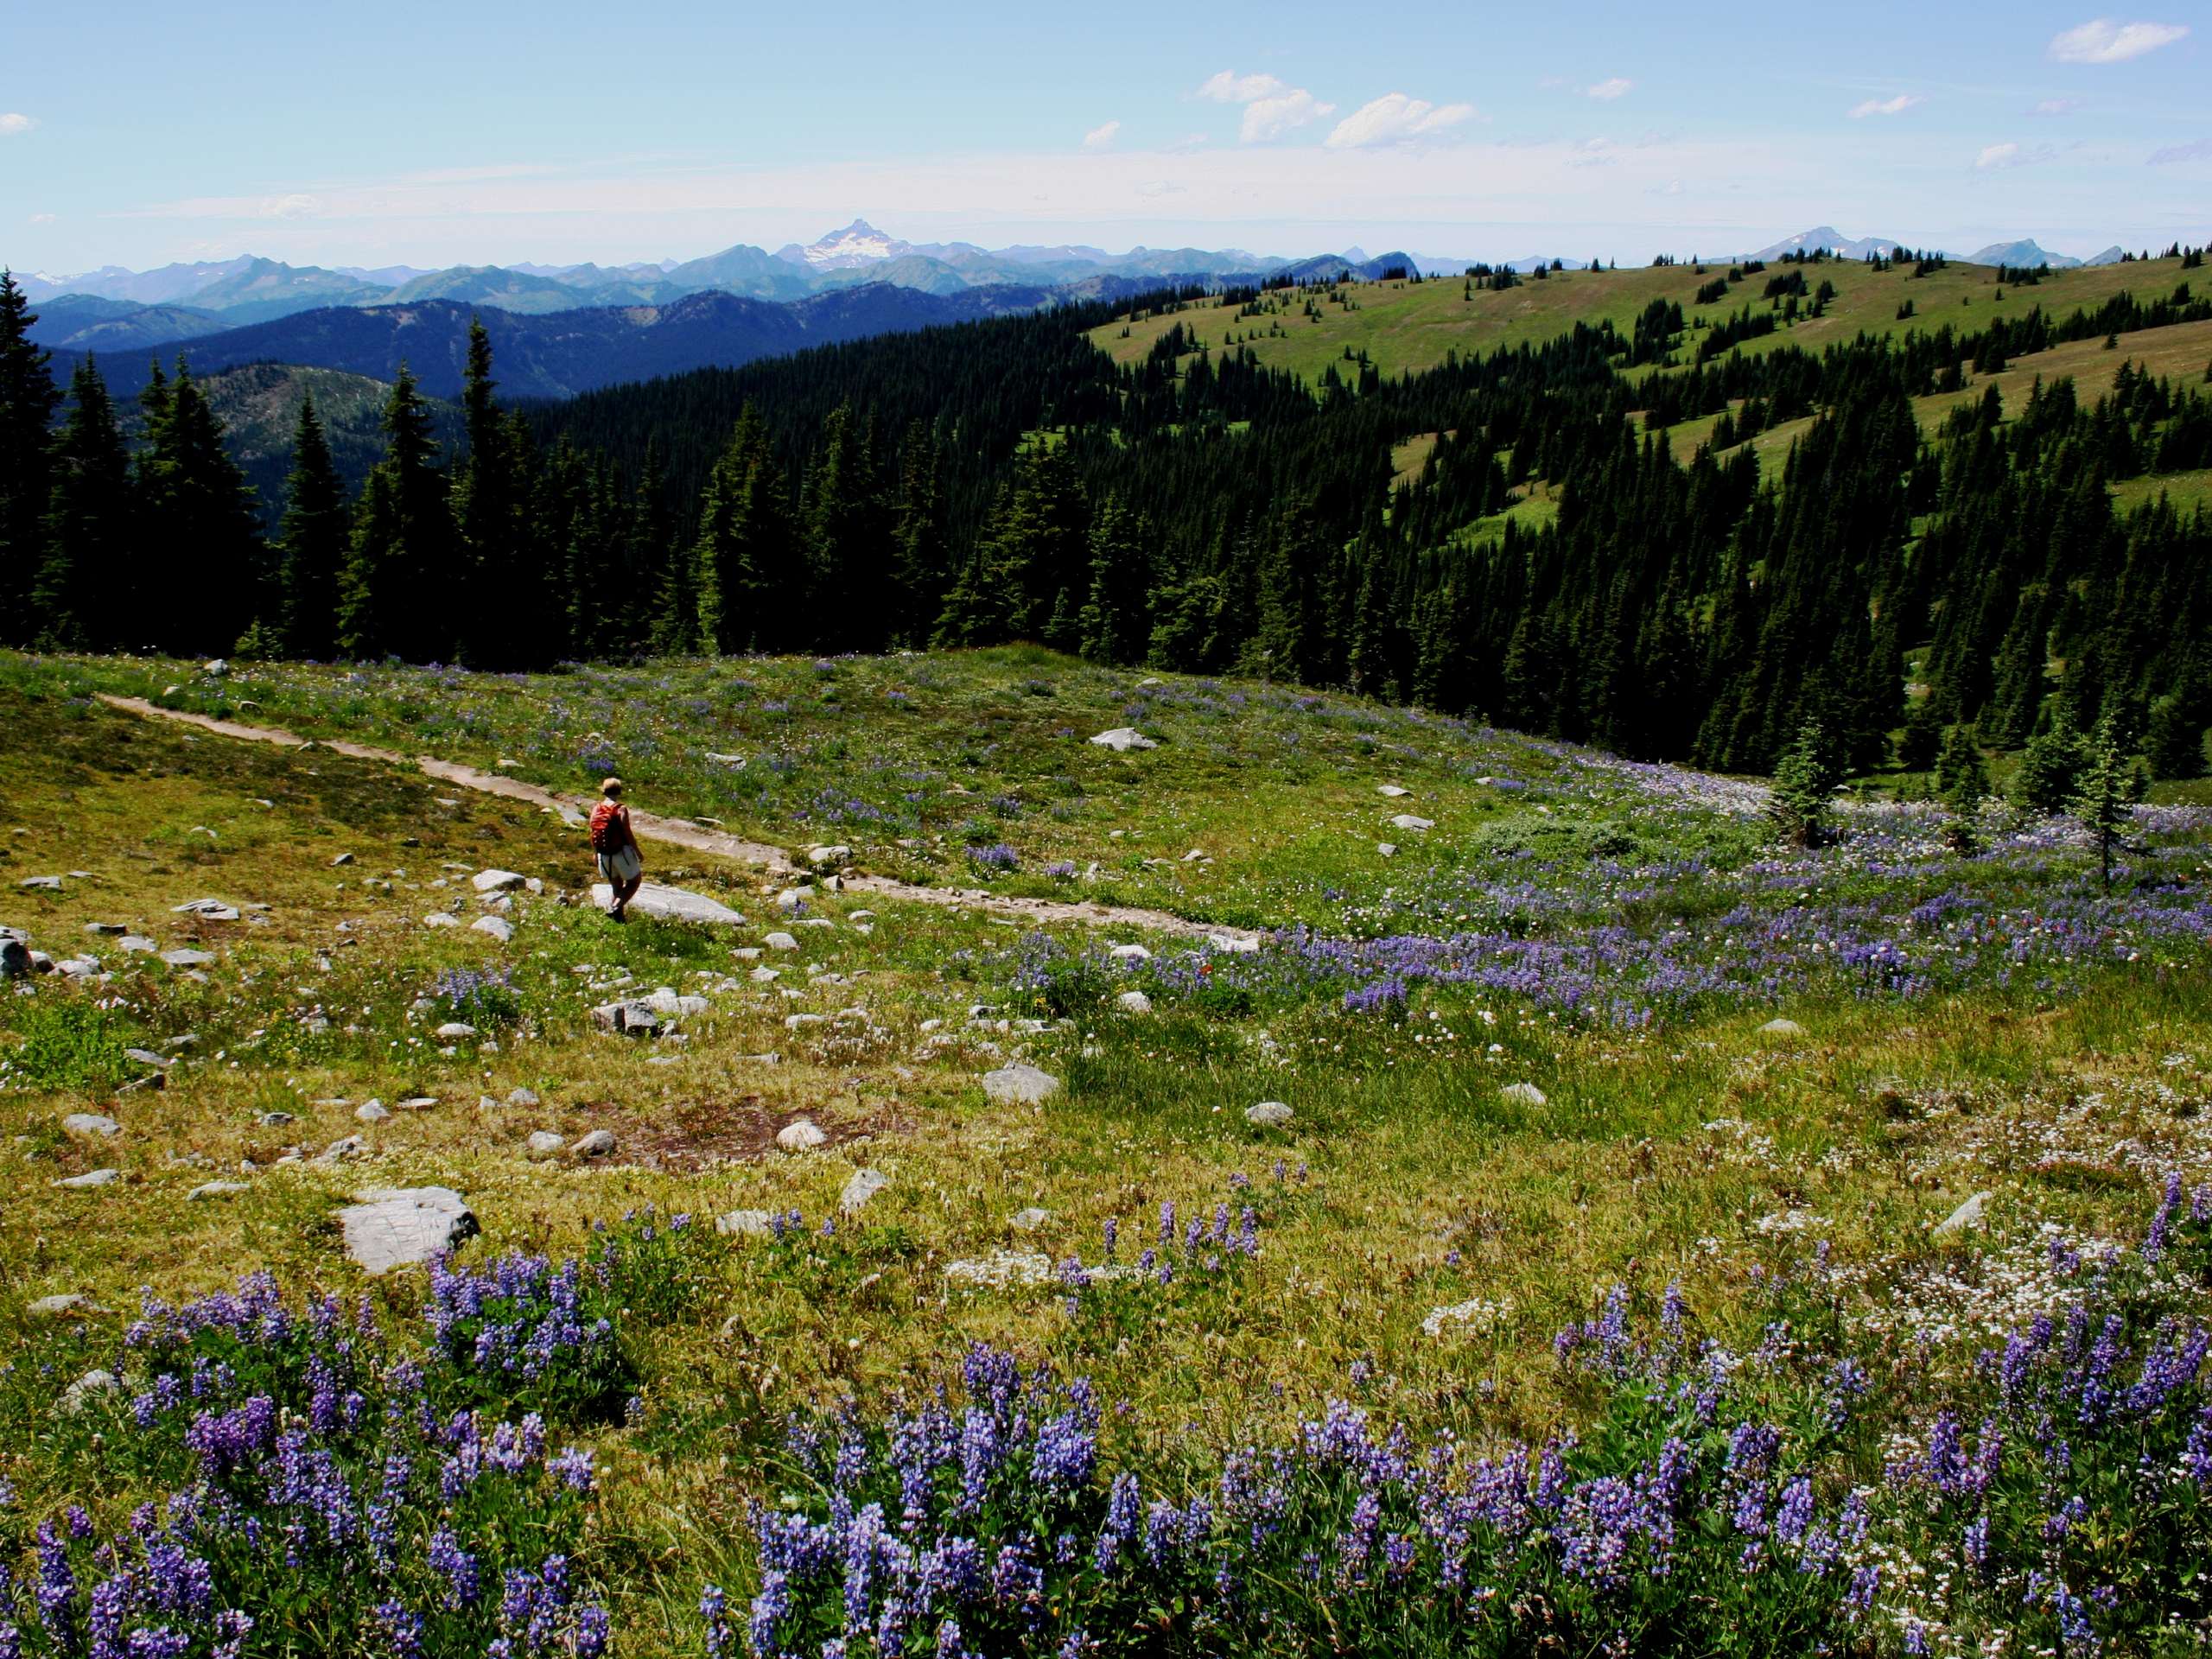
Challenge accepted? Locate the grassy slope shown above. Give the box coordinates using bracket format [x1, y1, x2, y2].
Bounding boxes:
[3, 659, 2209, 1649]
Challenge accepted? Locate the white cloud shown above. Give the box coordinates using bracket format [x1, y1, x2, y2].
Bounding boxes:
[1586, 78, 1633, 100]
[1195, 68, 1333, 141]
[1976, 143, 2021, 168]
[2031, 97, 2084, 115]
[2047, 18, 2189, 62]
[1848, 94, 1923, 118]
[258, 194, 322, 219]
[0, 112, 37, 137]
[2149, 137, 2212, 165]
[1198, 71, 1286, 104]
[29, 212, 55, 224]
[1325, 93, 1476, 149]
[1082, 120, 1121, 150]
[1241, 88, 1333, 143]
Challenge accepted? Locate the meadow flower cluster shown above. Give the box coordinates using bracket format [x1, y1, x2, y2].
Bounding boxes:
[721, 1180, 2212, 1657]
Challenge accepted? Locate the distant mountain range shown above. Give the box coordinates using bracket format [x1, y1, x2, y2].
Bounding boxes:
[1743, 226, 2145, 270]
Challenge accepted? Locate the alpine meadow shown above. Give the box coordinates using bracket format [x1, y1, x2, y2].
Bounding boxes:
[6, 6, 2212, 1656]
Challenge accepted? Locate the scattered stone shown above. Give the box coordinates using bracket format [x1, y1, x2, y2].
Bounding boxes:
[589, 1001, 661, 1037]
[339, 1187, 478, 1275]
[1009, 1207, 1052, 1232]
[85, 921, 126, 935]
[355, 1102, 391, 1123]
[1245, 1101, 1294, 1128]
[119, 936, 158, 954]
[776, 1118, 829, 1152]
[751, 966, 781, 983]
[775, 888, 813, 912]
[588, 882, 747, 925]
[60, 1370, 122, 1413]
[507, 1086, 540, 1109]
[784, 1013, 826, 1030]
[570, 1128, 618, 1158]
[435, 1021, 479, 1040]
[841, 1167, 891, 1211]
[1377, 842, 1398, 858]
[471, 916, 515, 943]
[257, 1110, 296, 1126]
[19, 875, 62, 891]
[1934, 1191, 1993, 1238]
[331, 853, 354, 867]
[1377, 784, 1412, 798]
[1116, 989, 1154, 1015]
[1500, 1083, 1548, 1108]
[471, 869, 527, 893]
[29, 1293, 95, 1317]
[162, 1033, 199, 1052]
[716, 1209, 774, 1237]
[188, 1181, 249, 1201]
[1207, 933, 1261, 955]
[944, 1250, 1056, 1289]
[124, 1047, 168, 1067]
[1089, 727, 1158, 753]
[806, 844, 852, 869]
[53, 1169, 120, 1190]
[396, 1096, 438, 1112]
[58, 956, 104, 976]
[172, 899, 241, 919]
[62, 1113, 119, 1138]
[422, 912, 461, 929]
[160, 948, 213, 968]
[1389, 814, 1435, 832]
[1759, 1018, 1806, 1038]
[644, 988, 710, 1018]
[1109, 943, 1152, 961]
[525, 1131, 565, 1159]
[0, 937, 29, 977]
[202, 658, 228, 677]
[981, 1064, 1062, 1105]
[315, 1135, 366, 1166]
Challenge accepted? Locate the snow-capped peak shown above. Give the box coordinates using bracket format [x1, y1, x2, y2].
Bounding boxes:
[797, 219, 911, 270]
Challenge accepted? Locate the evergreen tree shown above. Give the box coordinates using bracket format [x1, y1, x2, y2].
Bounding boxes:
[339, 365, 448, 662]
[2145, 683, 2208, 779]
[889, 423, 946, 645]
[2012, 709, 2090, 811]
[35, 359, 131, 650]
[2070, 711, 2133, 888]
[1936, 724, 1990, 851]
[452, 321, 529, 667]
[1076, 495, 1147, 664]
[275, 395, 348, 658]
[0, 271, 60, 645]
[691, 408, 792, 654]
[1770, 717, 1843, 846]
[133, 360, 261, 653]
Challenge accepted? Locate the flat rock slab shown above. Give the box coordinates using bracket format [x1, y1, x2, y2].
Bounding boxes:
[188, 1181, 249, 1201]
[63, 1113, 120, 1138]
[944, 1250, 1057, 1289]
[1389, 814, 1435, 832]
[171, 899, 241, 920]
[160, 949, 214, 968]
[526, 1131, 566, 1158]
[339, 1187, 478, 1274]
[1245, 1101, 1294, 1128]
[53, 1169, 120, 1190]
[29, 1293, 97, 1317]
[1934, 1191, 1993, 1238]
[717, 1209, 775, 1237]
[1089, 728, 1158, 753]
[841, 1167, 891, 1211]
[982, 1064, 1062, 1105]
[471, 869, 527, 893]
[471, 916, 515, 942]
[1500, 1083, 1548, 1108]
[589, 882, 748, 926]
[1760, 1018, 1806, 1038]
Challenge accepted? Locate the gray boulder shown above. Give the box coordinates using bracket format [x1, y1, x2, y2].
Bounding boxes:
[982, 1064, 1062, 1104]
[1245, 1101, 1294, 1128]
[1933, 1191, 1993, 1238]
[841, 1167, 891, 1211]
[1500, 1083, 1548, 1108]
[62, 1113, 119, 1139]
[776, 1118, 829, 1152]
[570, 1128, 618, 1158]
[525, 1130, 565, 1159]
[471, 915, 515, 943]
[471, 869, 527, 893]
[160, 949, 214, 968]
[52, 1168, 120, 1190]
[1089, 727, 1159, 753]
[172, 899, 241, 920]
[588, 882, 747, 925]
[188, 1181, 248, 1201]
[338, 1187, 478, 1275]
[716, 1209, 775, 1237]
[29, 1293, 96, 1317]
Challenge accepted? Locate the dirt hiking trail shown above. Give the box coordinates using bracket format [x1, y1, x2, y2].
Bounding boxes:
[96, 695, 1262, 948]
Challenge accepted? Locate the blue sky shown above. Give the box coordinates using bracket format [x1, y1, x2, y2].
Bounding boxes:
[2, 0, 2205, 275]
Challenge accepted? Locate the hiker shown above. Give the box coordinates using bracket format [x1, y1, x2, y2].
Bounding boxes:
[588, 778, 644, 919]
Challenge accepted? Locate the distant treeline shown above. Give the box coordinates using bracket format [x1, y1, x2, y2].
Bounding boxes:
[3, 266, 2209, 777]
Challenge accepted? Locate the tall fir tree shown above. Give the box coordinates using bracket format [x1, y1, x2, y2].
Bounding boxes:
[35, 359, 131, 650]
[133, 359, 260, 653]
[337, 365, 448, 662]
[0, 271, 60, 645]
[452, 320, 527, 668]
[275, 394, 349, 658]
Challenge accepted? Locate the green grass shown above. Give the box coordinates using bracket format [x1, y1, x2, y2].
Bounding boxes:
[3, 656, 2209, 1653]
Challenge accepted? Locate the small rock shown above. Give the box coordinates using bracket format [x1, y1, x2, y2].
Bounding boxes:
[53, 1169, 121, 1190]
[356, 1103, 391, 1123]
[1933, 1191, 1993, 1238]
[471, 869, 527, 893]
[202, 658, 228, 677]
[85, 921, 127, 935]
[981, 1064, 1062, 1104]
[716, 1209, 774, 1237]
[60, 1370, 122, 1413]
[316, 1135, 366, 1165]
[1377, 842, 1398, 857]
[570, 1128, 618, 1158]
[1207, 933, 1260, 954]
[1089, 728, 1158, 753]
[435, 1021, 479, 1040]
[331, 853, 354, 867]
[159, 949, 213, 968]
[1500, 1083, 1548, 1108]
[1245, 1101, 1294, 1128]
[776, 1118, 829, 1152]
[1116, 989, 1154, 1015]
[29, 1293, 96, 1317]
[162, 1033, 200, 1052]
[841, 1167, 891, 1211]
[1389, 814, 1435, 832]
[423, 912, 461, 929]
[806, 844, 852, 868]
[19, 875, 63, 891]
[1759, 1018, 1805, 1038]
[119, 936, 158, 954]
[524, 1131, 565, 1158]
[171, 898, 241, 920]
[1377, 784, 1412, 798]
[63, 1113, 120, 1138]
[471, 916, 515, 943]
[944, 1250, 1057, 1288]
[1109, 943, 1152, 961]
[339, 1186, 478, 1275]
[57, 956, 103, 976]
[1009, 1206, 1052, 1232]
[188, 1180, 249, 1201]
[396, 1096, 438, 1112]
[258, 1109, 296, 1126]
[508, 1087, 541, 1108]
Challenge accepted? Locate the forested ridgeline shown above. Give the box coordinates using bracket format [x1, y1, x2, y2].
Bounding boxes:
[3, 262, 2209, 777]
